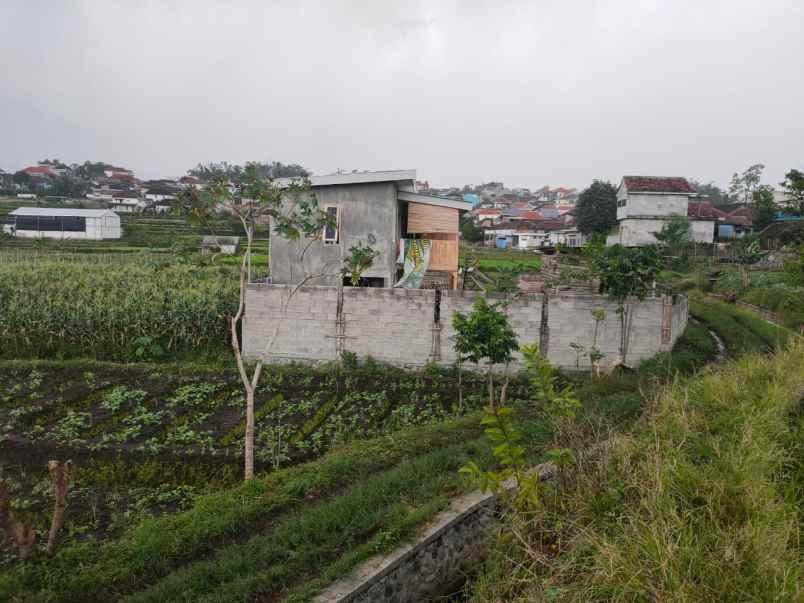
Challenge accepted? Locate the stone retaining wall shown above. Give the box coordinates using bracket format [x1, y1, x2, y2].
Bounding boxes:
[313, 462, 554, 603]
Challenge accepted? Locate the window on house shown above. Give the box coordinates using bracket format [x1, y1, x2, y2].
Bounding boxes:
[323, 206, 339, 244]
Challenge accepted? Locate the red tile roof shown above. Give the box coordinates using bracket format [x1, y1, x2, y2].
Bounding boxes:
[688, 201, 754, 226]
[687, 201, 718, 219]
[729, 206, 755, 219]
[623, 176, 696, 194]
[516, 219, 565, 232]
[23, 166, 52, 175]
[519, 211, 543, 220]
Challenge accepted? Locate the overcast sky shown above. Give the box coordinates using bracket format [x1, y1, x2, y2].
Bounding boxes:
[2, 0, 802, 190]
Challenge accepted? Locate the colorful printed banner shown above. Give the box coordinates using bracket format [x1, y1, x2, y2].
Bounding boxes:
[394, 239, 431, 288]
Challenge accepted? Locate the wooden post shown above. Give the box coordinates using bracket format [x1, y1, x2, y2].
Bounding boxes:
[46, 460, 73, 555]
[0, 484, 37, 558]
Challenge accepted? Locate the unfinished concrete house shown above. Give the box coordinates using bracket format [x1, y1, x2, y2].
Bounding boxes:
[270, 170, 471, 289]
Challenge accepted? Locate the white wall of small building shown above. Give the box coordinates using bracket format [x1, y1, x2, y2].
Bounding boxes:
[609, 218, 714, 246]
[517, 229, 586, 249]
[617, 188, 689, 221]
[7, 215, 121, 240]
[690, 219, 715, 243]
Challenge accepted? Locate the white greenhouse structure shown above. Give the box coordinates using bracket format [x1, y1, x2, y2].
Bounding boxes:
[3, 208, 122, 240]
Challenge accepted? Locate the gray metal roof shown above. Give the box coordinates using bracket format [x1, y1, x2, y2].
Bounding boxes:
[276, 169, 416, 188]
[11, 207, 118, 218]
[397, 191, 472, 211]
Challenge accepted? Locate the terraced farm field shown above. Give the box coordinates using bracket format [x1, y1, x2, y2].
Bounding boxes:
[0, 360, 512, 555]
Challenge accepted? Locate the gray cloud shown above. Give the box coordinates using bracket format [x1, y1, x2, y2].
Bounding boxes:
[1, 0, 802, 189]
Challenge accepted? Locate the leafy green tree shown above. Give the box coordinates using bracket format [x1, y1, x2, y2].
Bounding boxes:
[592, 245, 661, 366]
[752, 185, 777, 230]
[177, 166, 375, 480]
[783, 245, 804, 287]
[460, 345, 580, 514]
[690, 179, 731, 206]
[733, 235, 762, 288]
[344, 244, 380, 286]
[729, 164, 765, 204]
[654, 215, 691, 256]
[780, 168, 804, 213]
[51, 176, 88, 199]
[73, 161, 112, 179]
[452, 296, 519, 408]
[189, 161, 308, 182]
[575, 181, 618, 235]
[460, 216, 482, 243]
[12, 171, 31, 188]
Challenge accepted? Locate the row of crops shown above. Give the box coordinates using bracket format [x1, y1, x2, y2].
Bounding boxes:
[0, 361, 517, 551]
[0, 259, 239, 360]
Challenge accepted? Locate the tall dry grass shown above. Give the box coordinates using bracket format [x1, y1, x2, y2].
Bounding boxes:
[472, 341, 804, 602]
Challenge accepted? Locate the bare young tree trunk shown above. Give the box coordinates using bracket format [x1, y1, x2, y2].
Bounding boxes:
[243, 386, 255, 480]
[46, 460, 73, 556]
[0, 484, 36, 559]
[622, 302, 634, 366]
[231, 221, 257, 480]
[499, 363, 510, 407]
[617, 302, 634, 367]
[487, 365, 495, 408]
[457, 358, 463, 411]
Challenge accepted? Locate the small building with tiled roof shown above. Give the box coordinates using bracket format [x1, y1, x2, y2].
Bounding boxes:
[22, 165, 53, 177]
[609, 176, 714, 246]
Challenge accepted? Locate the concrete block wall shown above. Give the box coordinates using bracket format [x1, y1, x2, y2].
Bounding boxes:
[342, 287, 436, 365]
[243, 284, 688, 370]
[243, 284, 340, 362]
[546, 294, 677, 369]
[671, 294, 689, 338]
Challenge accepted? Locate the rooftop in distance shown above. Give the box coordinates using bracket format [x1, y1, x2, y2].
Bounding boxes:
[622, 176, 697, 194]
[10, 207, 118, 218]
[277, 169, 416, 188]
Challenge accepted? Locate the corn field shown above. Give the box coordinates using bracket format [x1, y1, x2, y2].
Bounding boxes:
[0, 259, 239, 360]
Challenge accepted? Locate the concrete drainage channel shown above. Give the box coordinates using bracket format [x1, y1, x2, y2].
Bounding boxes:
[314, 462, 556, 603]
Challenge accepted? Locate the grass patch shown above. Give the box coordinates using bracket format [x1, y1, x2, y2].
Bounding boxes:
[469, 342, 804, 602]
[637, 319, 718, 379]
[690, 294, 792, 356]
[0, 417, 484, 602]
[477, 257, 541, 271]
[128, 439, 490, 602]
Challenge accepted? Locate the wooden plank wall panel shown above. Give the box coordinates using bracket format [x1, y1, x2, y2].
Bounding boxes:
[428, 235, 458, 272]
[407, 203, 458, 234]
